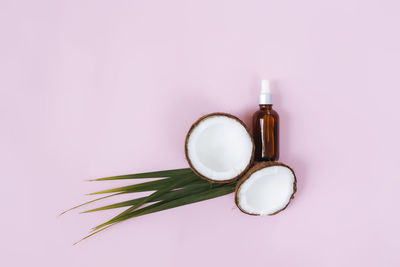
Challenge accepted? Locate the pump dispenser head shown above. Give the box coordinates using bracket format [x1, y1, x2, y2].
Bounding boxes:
[259, 79, 272, 105]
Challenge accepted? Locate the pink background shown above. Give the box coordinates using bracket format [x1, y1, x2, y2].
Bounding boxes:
[1, 0, 400, 266]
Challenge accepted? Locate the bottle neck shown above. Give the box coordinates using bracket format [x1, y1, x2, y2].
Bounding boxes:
[259, 104, 273, 110]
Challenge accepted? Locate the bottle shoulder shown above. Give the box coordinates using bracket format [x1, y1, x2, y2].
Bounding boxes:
[253, 107, 279, 118]
[270, 109, 279, 117]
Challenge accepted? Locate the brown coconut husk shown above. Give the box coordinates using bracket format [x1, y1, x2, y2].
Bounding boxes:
[235, 161, 297, 215]
[185, 112, 255, 183]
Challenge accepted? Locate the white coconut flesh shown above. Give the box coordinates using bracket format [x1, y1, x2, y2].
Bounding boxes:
[186, 115, 253, 182]
[237, 165, 295, 215]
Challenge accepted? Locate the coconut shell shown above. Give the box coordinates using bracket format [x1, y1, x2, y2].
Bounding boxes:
[185, 112, 255, 183]
[235, 161, 297, 215]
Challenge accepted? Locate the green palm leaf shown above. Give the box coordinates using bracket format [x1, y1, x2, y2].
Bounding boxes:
[68, 167, 238, 244]
[90, 168, 193, 181]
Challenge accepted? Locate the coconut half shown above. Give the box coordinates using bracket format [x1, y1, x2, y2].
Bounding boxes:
[235, 162, 297, 215]
[185, 113, 254, 183]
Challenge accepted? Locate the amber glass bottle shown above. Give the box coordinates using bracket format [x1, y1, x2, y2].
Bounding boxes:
[252, 80, 279, 161]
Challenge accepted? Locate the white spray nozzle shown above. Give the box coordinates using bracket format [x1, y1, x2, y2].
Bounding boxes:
[261, 80, 270, 94]
[259, 79, 272, 105]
